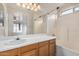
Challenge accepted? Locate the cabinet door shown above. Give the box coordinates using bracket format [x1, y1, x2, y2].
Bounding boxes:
[22, 50, 37, 56]
[39, 45, 49, 56]
[50, 44, 55, 56]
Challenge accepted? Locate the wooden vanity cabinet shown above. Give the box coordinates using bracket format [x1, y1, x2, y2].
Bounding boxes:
[20, 44, 38, 56]
[0, 48, 18, 56]
[49, 39, 56, 56]
[38, 41, 49, 56]
[0, 39, 56, 56]
[21, 49, 37, 56]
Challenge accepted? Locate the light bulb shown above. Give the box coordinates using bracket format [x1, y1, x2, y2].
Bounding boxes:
[27, 5, 30, 9]
[22, 4, 26, 8]
[38, 5, 41, 10]
[33, 3, 36, 8]
[16, 3, 41, 11]
[34, 3, 36, 6]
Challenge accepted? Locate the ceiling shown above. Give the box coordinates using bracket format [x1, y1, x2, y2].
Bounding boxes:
[0, 3, 78, 22]
[5, 3, 64, 14]
[0, 3, 79, 23]
[3, 3, 79, 18]
[35, 3, 64, 14]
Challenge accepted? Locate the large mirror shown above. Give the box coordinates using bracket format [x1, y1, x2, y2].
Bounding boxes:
[6, 3, 32, 36]
[0, 4, 4, 27]
[0, 3, 5, 36]
[0, 3, 57, 36]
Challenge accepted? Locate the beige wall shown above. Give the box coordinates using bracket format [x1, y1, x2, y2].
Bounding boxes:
[33, 10, 57, 34]
[56, 10, 79, 50]
[46, 12, 57, 35]
[56, 4, 79, 49]
[33, 15, 47, 34]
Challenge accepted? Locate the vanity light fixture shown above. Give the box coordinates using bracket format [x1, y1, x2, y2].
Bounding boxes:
[16, 3, 41, 11]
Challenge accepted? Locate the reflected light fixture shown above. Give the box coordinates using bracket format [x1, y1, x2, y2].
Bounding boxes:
[16, 3, 41, 11]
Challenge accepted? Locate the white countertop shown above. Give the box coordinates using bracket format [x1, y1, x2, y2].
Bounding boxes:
[0, 34, 56, 52]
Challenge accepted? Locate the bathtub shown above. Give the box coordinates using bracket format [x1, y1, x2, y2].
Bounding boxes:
[56, 45, 79, 56]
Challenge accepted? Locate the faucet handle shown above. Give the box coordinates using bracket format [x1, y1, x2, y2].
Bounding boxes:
[16, 37, 19, 40]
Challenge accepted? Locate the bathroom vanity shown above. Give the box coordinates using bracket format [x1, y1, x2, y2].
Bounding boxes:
[0, 35, 56, 56]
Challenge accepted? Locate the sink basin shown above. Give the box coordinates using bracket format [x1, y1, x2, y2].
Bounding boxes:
[4, 39, 27, 45]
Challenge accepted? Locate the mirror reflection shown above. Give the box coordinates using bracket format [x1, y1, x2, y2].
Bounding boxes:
[0, 3, 57, 36]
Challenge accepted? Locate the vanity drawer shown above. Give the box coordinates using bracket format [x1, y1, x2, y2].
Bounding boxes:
[20, 44, 38, 54]
[0, 48, 18, 56]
